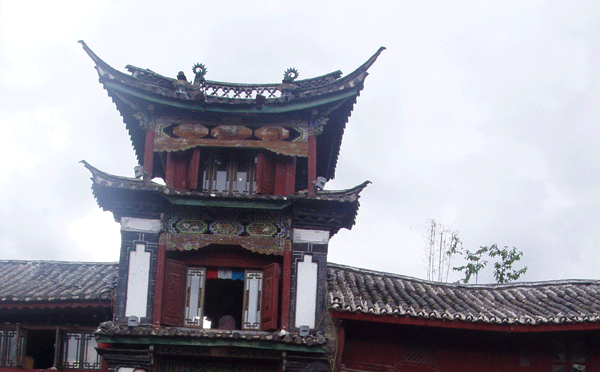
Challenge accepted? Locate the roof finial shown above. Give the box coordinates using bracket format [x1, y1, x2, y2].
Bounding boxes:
[283, 67, 299, 83]
[192, 63, 207, 84]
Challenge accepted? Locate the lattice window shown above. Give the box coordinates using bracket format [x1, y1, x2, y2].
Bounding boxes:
[201, 150, 257, 194]
[0, 330, 16, 367]
[164, 261, 280, 332]
[243, 270, 263, 330]
[61, 332, 101, 370]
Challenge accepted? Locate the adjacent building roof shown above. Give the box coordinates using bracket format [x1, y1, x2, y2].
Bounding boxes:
[2, 259, 600, 329]
[0, 260, 117, 308]
[327, 263, 600, 327]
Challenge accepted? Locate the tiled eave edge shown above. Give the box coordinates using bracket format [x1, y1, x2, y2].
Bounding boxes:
[330, 310, 600, 333]
[102, 79, 361, 114]
[0, 300, 111, 310]
[95, 326, 326, 353]
[82, 160, 370, 204]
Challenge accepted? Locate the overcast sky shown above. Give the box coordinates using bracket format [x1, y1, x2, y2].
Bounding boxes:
[1, 1, 599, 283]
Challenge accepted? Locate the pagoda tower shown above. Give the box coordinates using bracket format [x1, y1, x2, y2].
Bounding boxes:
[80, 41, 383, 372]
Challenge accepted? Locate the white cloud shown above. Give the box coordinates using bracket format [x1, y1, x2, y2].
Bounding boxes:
[68, 209, 120, 262]
[542, 183, 573, 212]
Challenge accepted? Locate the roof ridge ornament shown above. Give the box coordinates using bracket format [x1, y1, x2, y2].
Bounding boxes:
[282, 67, 299, 83]
[192, 63, 207, 84]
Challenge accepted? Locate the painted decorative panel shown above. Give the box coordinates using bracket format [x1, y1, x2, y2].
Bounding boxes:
[163, 212, 290, 255]
[174, 219, 208, 234]
[209, 221, 244, 235]
[173, 124, 209, 138]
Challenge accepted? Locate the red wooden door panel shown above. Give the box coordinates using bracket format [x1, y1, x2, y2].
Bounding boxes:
[261, 262, 280, 331]
[161, 259, 186, 326]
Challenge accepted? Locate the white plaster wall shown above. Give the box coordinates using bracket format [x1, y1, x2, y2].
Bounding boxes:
[120, 217, 162, 233]
[125, 243, 150, 318]
[293, 229, 330, 244]
[295, 255, 318, 329]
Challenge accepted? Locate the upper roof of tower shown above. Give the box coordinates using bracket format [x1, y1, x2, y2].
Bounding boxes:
[80, 41, 384, 181]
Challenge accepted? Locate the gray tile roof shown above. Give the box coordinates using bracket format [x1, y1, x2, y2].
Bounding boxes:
[82, 160, 370, 204]
[327, 263, 600, 326]
[5, 259, 599, 327]
[0, 260, 117, 305]
[96, 321, 326, 347]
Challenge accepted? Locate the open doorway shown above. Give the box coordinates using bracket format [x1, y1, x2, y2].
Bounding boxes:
[203, 277, 244, 330]
[25, 329, 56, 369]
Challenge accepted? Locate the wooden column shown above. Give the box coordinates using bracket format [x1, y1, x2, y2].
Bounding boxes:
[280, 247, 292, 330]
[143, 130, 155, 183]
[307, 135, 317, 195]
[152, 242, 166, 325]
[336, 320, 346, 372]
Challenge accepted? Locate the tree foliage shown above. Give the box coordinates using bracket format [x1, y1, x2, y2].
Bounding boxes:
[453, 244, 528, 284]
[453, 246, 488, 284]
[488, 244, 528, 283]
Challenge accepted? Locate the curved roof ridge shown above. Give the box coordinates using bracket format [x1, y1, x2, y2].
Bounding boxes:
[81, 41, 383, 89]
[327, 262, 600, 288]
[0, 259, 117, 265]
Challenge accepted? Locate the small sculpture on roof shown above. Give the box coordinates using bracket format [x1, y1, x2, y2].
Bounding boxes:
[192, 63, 207, 84]
[282, 67, 299, 83]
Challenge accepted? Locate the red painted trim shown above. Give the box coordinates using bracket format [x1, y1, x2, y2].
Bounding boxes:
[274, 158, 287, 196]
[143, 130, 155, 181]
[187, 148, 201, 191]
[0, 368, 99, 372]
[153, 242, 167, 325]
[274, 156, 297, 196]
[280, 248, 292, 330]
[0, 301, 110, 310]
[285, 157, 296, 195]
[165, 152, 174, 187]
[307, 135, 317, 196]
[336, 321, 346, 372]
[330, 311, 600, 333]
[169, 248, 279, 269]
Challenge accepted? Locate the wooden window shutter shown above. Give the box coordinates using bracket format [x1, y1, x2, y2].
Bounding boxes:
[275, 155, 296, 195]
[161, 259, 186, 326]
[165, 151, 190, 190]
[261, 262, 281, 331]
[256, 152, 275, 195]
[186, 148, 201, 191]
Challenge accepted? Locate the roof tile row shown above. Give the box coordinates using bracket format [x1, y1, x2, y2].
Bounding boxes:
[328, 263, 600, 325]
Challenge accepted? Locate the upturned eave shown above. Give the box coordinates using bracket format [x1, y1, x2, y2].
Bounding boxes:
[80, 41, 384, 180]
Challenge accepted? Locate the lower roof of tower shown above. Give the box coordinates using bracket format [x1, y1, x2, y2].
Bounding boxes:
[82, 161, 370, 235]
